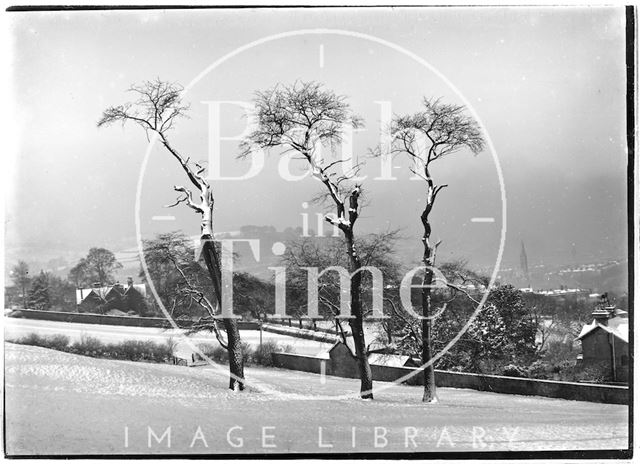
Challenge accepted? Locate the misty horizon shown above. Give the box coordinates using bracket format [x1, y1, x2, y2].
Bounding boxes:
[5, 6, 629, 289]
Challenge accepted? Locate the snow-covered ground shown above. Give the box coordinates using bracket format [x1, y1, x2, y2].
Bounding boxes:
[4, 317, 334, 357]
[4, 343, 629, 455]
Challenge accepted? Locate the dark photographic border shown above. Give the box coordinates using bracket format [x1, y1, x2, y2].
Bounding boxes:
[3, 4, 635, 460]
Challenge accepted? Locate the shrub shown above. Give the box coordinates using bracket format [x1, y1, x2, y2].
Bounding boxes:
[47, 334, 71, 351]
[526, 360, 553, 379]
[196, 341, 293, 366]
[198, 343, 228, 364]
[550, 359, 576, 374]
[107, 340, 173, 362]
[474, 358, 503, 375]
[119, 340, 145, 360]
[501, 364, 527, 378]
[445, 365, 466, 373]
[13, 333, 70, 351]
[573, 361, 613, 383]
[253, 340, 280, 366]
[241, 342, 254, 365]
[12, 332, 173, 364]
[280, 344, 294, 354]
[164, 337, 177, 358]
[148, 340, 173, 362]
[71, 335, 104, 356]
[10, 332, 296, 369]
[16, 333, 46, 347]
[541, 340, 576, 365]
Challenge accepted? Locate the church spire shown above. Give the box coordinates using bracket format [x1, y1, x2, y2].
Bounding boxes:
[520, 240, 530, 287]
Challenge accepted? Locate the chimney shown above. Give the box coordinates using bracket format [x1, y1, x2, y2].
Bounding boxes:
[127, 277, 134, 288]
[592, 293, 615, 326]
[592, 307, 611, 325]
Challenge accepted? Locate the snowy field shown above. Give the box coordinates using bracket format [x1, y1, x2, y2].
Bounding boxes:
[4, 343, 629, 455]
[4, 317, 334, 357]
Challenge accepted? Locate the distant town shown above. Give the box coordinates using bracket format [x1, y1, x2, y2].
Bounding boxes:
[5, 225, 629, 388]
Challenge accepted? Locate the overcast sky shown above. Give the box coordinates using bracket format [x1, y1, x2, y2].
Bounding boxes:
[6, 6, 628, 275]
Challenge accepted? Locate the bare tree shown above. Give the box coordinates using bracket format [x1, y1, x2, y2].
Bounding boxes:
[282, 232, 402, 349]
[68, 259, 88, 288]
[242, 81, 377, 399]
[521, 292, 560, 353]
[389, 98, 485, 402]
[72, 248, 122, 287]
[163, 244, 232, 351]
[98, 79, 245, 391]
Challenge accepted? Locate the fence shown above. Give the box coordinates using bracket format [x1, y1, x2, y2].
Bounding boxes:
[261, 323, 339, 343]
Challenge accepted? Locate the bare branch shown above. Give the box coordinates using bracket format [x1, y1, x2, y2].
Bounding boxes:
[166, 254, 228, 350]
[241, 81, 365, 225]
[388, 98, 485, 170]
[444, 282, 484, 306]
[172, 186, 204, 213]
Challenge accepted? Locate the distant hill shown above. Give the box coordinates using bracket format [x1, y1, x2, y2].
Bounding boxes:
[496, 259, 629, 295]
[6, 224, 629, 298]
[227, 225, 311, 278]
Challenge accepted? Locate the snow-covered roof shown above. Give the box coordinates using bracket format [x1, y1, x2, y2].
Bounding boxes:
[330, 338, 356, 357]
[577, 316, 628, 343]
[76, 283, 146, 305]
[329, 321, 382, 354]
[329, 336, 400, 361]
[537, 288, 589, 296]
[76, 288, 102, 305]
[126, 284, 147, 296]
[368, 353, 412, 367]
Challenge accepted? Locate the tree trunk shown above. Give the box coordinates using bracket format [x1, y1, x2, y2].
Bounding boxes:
[345, 231, 374, 400]
[420, 183, 438, 403]
[421, 265, 437, 402]
[201, 238, 245, 391]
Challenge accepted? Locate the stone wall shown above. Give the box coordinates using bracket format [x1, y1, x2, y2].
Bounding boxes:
[8, 309, 259, 330]
[271, 352, 328, 374]
[271, 351, 628, 405]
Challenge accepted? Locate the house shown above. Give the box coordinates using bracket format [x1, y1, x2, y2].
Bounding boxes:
[327, 340, 418, 379]
[76, 277, 147, 315]
[577, 296, 629, 383]
[76, 288, 104, 313]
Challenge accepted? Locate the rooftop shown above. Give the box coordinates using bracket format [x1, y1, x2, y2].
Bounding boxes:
[577, 315, 628, 343]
